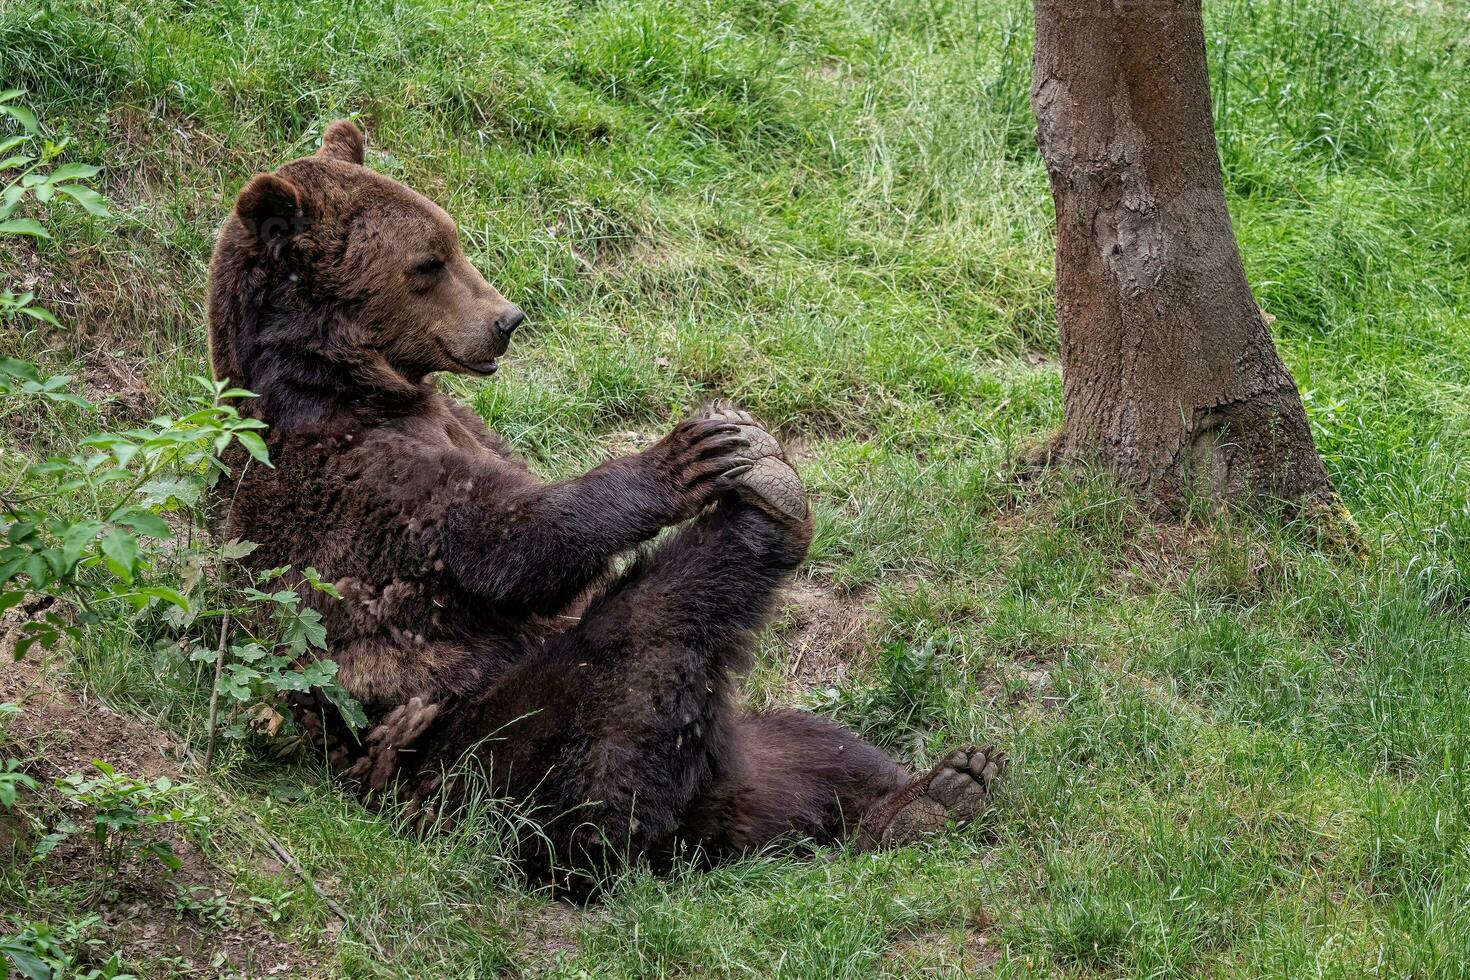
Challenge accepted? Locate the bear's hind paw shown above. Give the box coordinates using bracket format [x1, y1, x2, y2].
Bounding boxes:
[705, 405, 809, 523]
[856, 744, 1007, 851]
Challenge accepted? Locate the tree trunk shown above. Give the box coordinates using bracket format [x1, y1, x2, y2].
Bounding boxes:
[1031, 0, 1334, 511]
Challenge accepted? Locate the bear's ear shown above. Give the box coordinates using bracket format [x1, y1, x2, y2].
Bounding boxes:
[235, 173, 306, 255]
[318, 120, 365, 165]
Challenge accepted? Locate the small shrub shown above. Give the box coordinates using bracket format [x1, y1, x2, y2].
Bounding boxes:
[0, 914, 135, 980]
[49, 761, 204, 874]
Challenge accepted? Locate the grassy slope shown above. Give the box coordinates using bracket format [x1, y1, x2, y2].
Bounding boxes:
[4, 0, 1470, 975]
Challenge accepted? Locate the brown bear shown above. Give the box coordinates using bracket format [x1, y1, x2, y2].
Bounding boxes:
[207, 120, 1005, 891]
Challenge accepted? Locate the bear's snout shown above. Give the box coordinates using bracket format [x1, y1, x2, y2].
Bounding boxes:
[497, 305, 525, 338]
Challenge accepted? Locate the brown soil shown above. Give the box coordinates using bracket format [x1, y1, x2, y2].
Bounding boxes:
[515, 900, 594, 974]
[82, 347, 158, 423]
[603, 429, 659, 457]
[0, 633, 320, 978]
[768, 577, 875, 697]
[886, 919, 1003, 975]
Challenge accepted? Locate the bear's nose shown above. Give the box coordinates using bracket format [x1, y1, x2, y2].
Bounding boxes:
[497, 306, 525, 337]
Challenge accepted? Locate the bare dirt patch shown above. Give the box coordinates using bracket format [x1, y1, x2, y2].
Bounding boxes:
[767, 577, 875, 696]
[886, 919, 1003, 975]
[0, 662, 185, 784]
[0, 645, 320, 978]
[603, 429, 659, 457]
[515, 900, 594, 973]
[82, 347, 159, 423]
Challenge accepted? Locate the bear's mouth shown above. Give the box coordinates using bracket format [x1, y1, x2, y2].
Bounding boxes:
[436, 338, 501, 376]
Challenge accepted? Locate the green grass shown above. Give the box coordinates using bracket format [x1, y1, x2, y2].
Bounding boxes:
[4, 0, 1470, 975]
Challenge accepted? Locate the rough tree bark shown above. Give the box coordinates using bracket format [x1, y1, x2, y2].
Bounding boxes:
[1031, 0, 1334, 512]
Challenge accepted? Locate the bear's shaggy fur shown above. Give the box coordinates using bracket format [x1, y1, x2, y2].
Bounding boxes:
[207, 121, 1003, 890]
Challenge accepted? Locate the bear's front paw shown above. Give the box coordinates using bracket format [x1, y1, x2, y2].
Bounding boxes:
[644, 415, 755, 521]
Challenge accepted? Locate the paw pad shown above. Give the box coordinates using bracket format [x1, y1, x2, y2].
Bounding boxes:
[708, 406, 808, 521]
[861, 743, 1008, 851]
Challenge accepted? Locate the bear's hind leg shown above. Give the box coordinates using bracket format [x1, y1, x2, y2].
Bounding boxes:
[450, 435, 813, 889]
[681, 712, 1006, 858]
[679, 708, 911, 857]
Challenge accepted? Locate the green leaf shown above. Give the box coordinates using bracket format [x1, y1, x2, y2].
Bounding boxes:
[284, 606, 327, 652]
[20, 555, 48, 589]
[0, 89, 24, 103]
[57, 183, 111, 217]
[322, 684, 368, 731]
[0, 359, 42, 383]
[0, 592, 23, 615]
[100, 528, 140, 584]
[60, 519, 104, 569]
[0, 218, 49, 239]
[112, 508, 172, 538]
[236, 430, 272, 467]
[303, 566, 341, 597]
[218, 386, 257, 400]
[301, 659, 339, 685]
[18, 305, 61, 327]
[0, 153, 35, 171]
[0, 103, 39, 135]
[220, 538, 259, 561]
[139, 585, 190, 610]
[6, 522, 38, 544]
[138, 475, 202, 508]
[231, 643, 268, 663]
[271, 670, 311, 692]
[221, 665, 262, 701]
[1, 943, 51, 980]
[48, 162, 101, 182]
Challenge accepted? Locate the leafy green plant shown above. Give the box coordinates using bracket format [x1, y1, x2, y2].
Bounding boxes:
[0, 88, 110, 330]
[2, 364, 366, 752]
[0, 760, 36, 811]
[0, 922, 60, 980]
[811, 631, 958, 764]
[1, 372, 269, 659]
[51, 761, 203, 873]
[244, 887, 298, 925]
[0, 704, 36, 811]
[169, 885, 232, 928]
[1, 99, 264, 660]
[0, 360, 91, 410]
[810, 632, 961, 764]
[191, 561, 367, 746]
[0, 916, 135, 980]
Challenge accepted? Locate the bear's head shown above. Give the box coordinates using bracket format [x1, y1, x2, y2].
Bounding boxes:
[208, 120, 524, 430]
